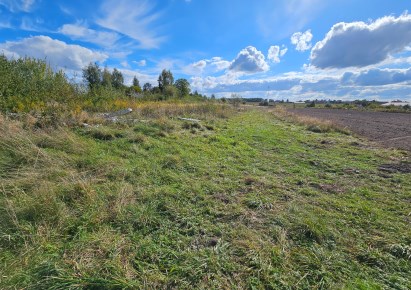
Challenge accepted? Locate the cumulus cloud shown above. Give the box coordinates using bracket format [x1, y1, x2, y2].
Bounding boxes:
[190, 72, 241, 91]
[193, 60, 207, 70]
[229, 46, 269, 73]
[210, 57, 231, 71]
[341, 68, 411, 86]
[184, 57, 231, 75]
[311, 13, 411, 68]
[291, 30, 313, 51]
[183, 60, 207, 75]
[191, 65, 411, 102]
[0, 35, 107, 70]
[267, 45, 288, 63]
[96, 0, 166, 49]
[59, 23, 120, 47]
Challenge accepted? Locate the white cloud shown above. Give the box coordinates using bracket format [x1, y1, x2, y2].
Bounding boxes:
[96, 0, 166, 49]
[183, 57, 231, 76]
[0, 35, 108, 71]
[268, 45, 288, 63]
[190, 71, 240, 91]
[193, 60, 207, 70]
[208, 78, 300, 93]
[117, 68, 157, 86]
[120, 61, 130, 68]
[19, 16, 46, 32]
[183, 60, 206, 75]
[191, 65, 411, 102]
[291, 29, 313, 51]
[0, 0, 35, 12]
[59, 23, 120, 47]
[133, 59, 147, 66]
[341, 68, 411, 86]
[311, 13, 411, 68]
[229, 46, 269, 73]
[268, 46, 280, 63]
[210, 57, 231, 71]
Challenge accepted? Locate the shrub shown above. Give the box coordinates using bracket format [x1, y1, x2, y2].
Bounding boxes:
[0, 56, 76, 112]
[306, 101, 316, 108]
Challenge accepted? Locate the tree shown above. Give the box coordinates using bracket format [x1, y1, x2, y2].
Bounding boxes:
[132, 76, 140, 88]
[174, 78, 190, 97]
[158, 69, 174, 92]
[111, 68, 124, 89]
[102, 67, 112, 88]
[143, 82, 152, 92]
[164, 85, 178, 98]
[82, 62, 101, 89]
[129, 76, 142, 95]
[151, 86, 161, 94]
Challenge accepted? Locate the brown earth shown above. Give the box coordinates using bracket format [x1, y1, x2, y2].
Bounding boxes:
[289, 108, 411, 151]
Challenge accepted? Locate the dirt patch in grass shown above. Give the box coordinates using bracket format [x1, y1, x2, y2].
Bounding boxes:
[378, 161, 411, 173]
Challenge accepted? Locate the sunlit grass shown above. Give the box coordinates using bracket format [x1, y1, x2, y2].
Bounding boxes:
[1, 106, 410, 289]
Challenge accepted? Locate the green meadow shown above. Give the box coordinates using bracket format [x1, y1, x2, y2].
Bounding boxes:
[1, 104, 410, 289]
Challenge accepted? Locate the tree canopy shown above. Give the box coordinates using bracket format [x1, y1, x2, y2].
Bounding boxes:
[111, 68, 124, 89]
[143, 82, 152, 92]
[82, 63, 102, 89]
[174, 78, 191, 97]
[132, 76, 140, 88]
[158, 69, 174, 92]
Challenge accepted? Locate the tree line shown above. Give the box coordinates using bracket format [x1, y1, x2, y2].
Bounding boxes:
[82, 63, 195, 99]
[0, 56, 210, 113]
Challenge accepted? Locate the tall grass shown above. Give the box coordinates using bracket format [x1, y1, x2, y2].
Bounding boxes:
[271, 106, 350, 134]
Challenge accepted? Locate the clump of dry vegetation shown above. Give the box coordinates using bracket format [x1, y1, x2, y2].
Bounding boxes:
[271, 106, 350, 134]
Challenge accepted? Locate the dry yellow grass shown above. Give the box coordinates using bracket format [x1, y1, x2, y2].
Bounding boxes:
[270, 106, 350, 134]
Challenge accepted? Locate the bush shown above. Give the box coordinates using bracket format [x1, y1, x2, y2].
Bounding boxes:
[164, 85, 178, 98]
[0, 56, 76, 112]
[306, 101, 316, 108]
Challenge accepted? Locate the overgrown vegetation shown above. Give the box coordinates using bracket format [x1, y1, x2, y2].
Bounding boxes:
[0, 56, 208, 114]
[0, 56, 76, 112]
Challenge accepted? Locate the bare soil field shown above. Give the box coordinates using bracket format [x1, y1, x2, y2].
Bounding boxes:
[289, 108, 411, 151]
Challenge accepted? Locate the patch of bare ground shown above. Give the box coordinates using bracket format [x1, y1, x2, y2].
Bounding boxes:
[289, 108, 411, 151]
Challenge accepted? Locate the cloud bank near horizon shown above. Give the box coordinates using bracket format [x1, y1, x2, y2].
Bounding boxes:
[0, 2, 410, 101]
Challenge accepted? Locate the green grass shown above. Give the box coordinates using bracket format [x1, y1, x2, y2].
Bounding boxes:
[0, 107, 410, 289]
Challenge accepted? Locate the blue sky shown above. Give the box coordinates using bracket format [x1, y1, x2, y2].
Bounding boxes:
[1, 0, 410, 101]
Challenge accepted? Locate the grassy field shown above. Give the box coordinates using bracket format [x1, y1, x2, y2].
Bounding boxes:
[1, 104, 410, 289]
